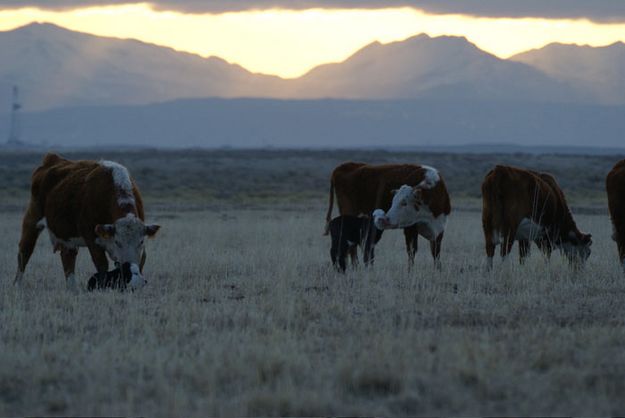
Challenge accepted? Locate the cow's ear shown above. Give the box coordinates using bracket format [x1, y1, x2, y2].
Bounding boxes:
[95, 224, 115, 239]
[145, 224, 160, 238]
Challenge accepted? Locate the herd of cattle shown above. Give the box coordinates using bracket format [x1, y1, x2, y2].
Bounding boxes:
[11, 153, 625, 290]
[325, 160, 624, 273]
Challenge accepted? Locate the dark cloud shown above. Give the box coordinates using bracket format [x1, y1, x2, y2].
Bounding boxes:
[3, 0, 625, 22]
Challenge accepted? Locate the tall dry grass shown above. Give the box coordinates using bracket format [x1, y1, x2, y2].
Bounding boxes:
[1, 206, 624, 416]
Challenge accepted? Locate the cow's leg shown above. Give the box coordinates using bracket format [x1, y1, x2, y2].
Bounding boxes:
[536, 239, 553, 261]
[87, 244, 109, 288]
[617, 238, 625, 272]
[430, 232, 444, 270]
[15, 201, 44, 284]
[348, 246, 358, 268]
[485, 232, 496, 270]
[404, 226, 419, 267]
[500, 231, 515, 261]
[330, 234, 339, 270]
[519, 240, 531, 264]
[338, 242, 349, 273]
[60, 248, 79, 289]
[363, 230, 376, 267]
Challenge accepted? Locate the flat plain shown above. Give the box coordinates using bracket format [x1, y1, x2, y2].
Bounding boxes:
[1, 149, 625, 416]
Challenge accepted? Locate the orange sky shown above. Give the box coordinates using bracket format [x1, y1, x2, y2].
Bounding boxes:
[2, 3, 625, 78]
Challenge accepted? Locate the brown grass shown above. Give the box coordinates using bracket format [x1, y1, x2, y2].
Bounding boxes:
[1, 204, 625, 416]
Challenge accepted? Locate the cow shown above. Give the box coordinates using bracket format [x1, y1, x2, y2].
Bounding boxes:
[329, 214, 382, 272]
[324, 162, 451, 266]
[607, 159, 625, 272]
[481, 165, 591, 269]
[15, 153, 160, 290]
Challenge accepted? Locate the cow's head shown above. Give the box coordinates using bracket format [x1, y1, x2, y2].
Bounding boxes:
[95, 215, 160, 290]
[561, 230, 592, 265]
[373, 185, 424, 229]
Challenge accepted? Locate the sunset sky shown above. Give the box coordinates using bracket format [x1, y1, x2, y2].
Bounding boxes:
[1, 1, 625, 78]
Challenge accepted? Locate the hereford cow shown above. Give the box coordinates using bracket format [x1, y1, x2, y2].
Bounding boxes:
[481, 165, 591, 269]
[324, 162, 451, 265]
[607, 159, 625, 271]
[15, 153, 160, 290]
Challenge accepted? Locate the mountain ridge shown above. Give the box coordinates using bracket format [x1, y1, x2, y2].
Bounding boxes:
[1, 22, 624, 110]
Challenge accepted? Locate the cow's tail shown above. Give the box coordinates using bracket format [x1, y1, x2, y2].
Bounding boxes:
[323, 179, 335, 235]
[481, 168, 504, 241]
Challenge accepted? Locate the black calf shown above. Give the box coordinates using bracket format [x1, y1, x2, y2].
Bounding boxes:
[87, 263, 140, 291]
[329, 215, 382, 272]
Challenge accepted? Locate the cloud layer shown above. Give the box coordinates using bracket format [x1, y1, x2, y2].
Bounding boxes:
[3, 0, 625, 22]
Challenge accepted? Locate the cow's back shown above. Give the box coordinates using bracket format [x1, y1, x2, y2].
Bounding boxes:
[483, 165, 576, 234]
[31, 153, 145, 240]
[332, 163, 440, 215]
[30, 154, 98, 214]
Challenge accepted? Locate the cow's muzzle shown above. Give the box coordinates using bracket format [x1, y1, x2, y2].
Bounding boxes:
[372, 209, 391, 230]
[374, 215, 397, 230]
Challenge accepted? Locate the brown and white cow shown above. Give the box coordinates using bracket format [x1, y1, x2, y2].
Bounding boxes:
[324, 162, 451, 265]
[15, 153, 160, 290]
[607, 159, 625, 271]
[481, 165, 591, 269]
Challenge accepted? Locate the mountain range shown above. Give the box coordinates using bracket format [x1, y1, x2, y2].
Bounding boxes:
[0, 23, 282, 110]
[511, 42, 625, 105]
[2, 23, 625, 110]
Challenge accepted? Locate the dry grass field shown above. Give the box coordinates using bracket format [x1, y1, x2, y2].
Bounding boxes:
[1, 149, 625, 416]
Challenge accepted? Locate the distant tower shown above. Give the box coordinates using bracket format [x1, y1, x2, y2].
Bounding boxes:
[7, 85, 22, 145]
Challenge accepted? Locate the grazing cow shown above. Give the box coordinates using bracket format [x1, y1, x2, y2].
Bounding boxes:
[325, 162, 451, 265]
[481, 165, 591, 269]
[607, 159, 625, 271]
[329, 214, 382, 272]
[15, 153, 160, 290]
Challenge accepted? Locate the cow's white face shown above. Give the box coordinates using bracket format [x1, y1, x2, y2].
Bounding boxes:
[95, 215, 160, 290]
[561, 231, 592, 265]
[374, 185, 423, 229]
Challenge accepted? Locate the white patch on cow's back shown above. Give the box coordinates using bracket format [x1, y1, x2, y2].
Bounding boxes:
[100, 160, 133, 191]
[515, 218, 545, 241]
[418, 165, 440, 189]
[100, 160, 136, 206]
